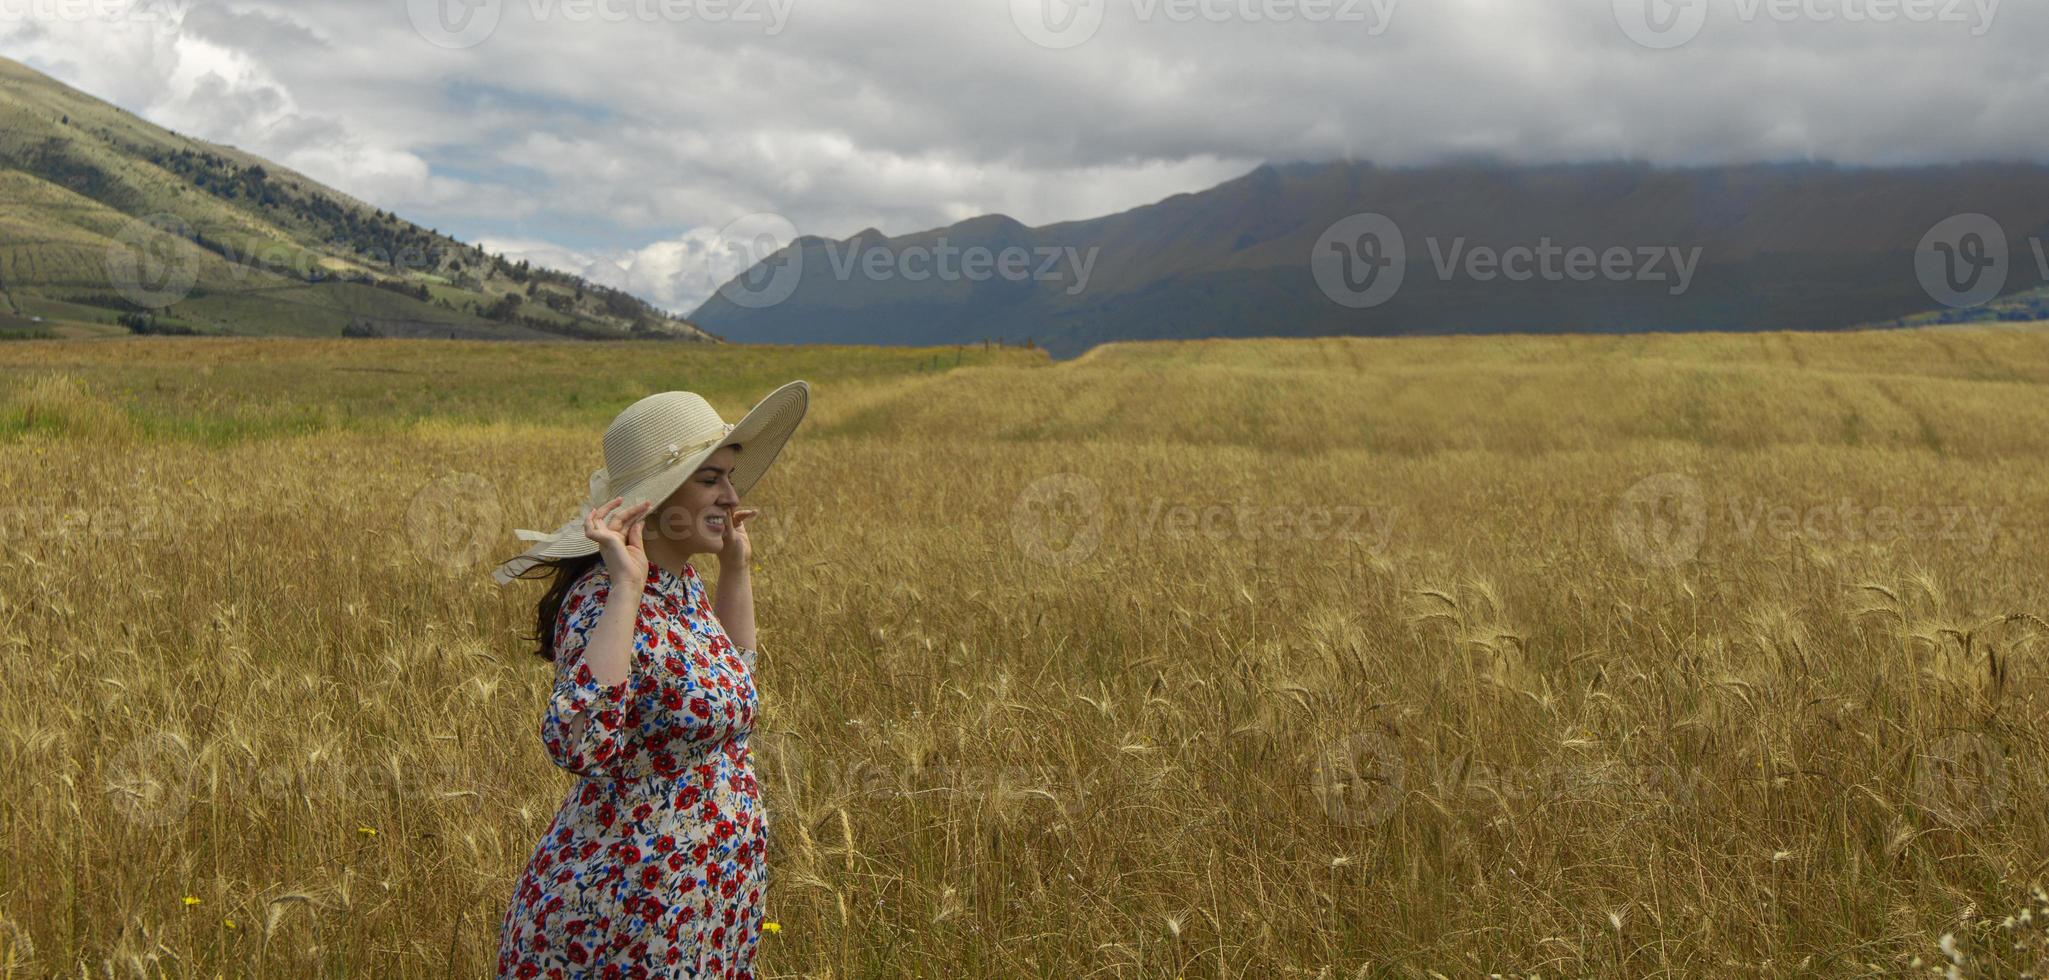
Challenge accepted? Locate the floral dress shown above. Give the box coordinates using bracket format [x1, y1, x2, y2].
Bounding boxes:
[497, 560, 768, 979]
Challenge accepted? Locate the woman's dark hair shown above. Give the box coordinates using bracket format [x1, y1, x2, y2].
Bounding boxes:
[513, 553, 604, 662]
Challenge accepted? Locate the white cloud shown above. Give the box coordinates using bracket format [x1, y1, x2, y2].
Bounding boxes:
[479, 229, 731, 314]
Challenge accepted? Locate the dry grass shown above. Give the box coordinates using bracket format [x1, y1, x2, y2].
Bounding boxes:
[2, 328, 2048, 978]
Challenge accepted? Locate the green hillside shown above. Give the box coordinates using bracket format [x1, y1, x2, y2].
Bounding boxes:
[0, 57, 716, 342]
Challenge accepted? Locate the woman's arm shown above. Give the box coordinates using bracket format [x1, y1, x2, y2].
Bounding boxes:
[714, 507, 759, 664]
[714, 561, 756, 652]
[540, 566, 643, 776]
[539, 498, 653, 777]
[581, 572, 644, 687]
[580, 497, 651, 687]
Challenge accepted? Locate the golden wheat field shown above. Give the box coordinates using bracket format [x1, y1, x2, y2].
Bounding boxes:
[4, 327, 2049, 978]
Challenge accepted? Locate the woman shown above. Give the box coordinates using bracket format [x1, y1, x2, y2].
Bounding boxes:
[491, 382, 809, 979]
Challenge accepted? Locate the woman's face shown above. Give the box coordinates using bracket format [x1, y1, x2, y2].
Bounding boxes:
[652, 445, 740, 555]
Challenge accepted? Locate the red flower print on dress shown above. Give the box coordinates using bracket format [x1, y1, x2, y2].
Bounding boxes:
[497, 562, 767, 978]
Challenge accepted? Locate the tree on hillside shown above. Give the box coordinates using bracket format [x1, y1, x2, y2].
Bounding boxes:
[483, 292, 524, 322]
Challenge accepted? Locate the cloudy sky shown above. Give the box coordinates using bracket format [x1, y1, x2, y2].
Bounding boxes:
[2, 0, 2042, 313]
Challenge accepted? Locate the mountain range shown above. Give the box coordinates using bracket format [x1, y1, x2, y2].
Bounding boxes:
[690, 159, 2049, 358]
[0, 56, 716, 342]
[8, 53, 2047, 356]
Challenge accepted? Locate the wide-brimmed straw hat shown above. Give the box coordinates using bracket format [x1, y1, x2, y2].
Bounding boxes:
[491, 380, 810, 585]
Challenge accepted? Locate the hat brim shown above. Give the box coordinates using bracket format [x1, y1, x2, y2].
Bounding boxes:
[491, 380, 810, 584]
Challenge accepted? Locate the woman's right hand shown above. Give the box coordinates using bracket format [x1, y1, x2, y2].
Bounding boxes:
[584, 496, 653, 589]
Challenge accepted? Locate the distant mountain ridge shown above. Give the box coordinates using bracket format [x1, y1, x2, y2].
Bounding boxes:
[0, 56, 718, 341]
[690, 159, 2049, 358]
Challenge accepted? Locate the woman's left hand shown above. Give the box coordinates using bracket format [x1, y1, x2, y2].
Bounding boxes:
[718, 507, 759, 569]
